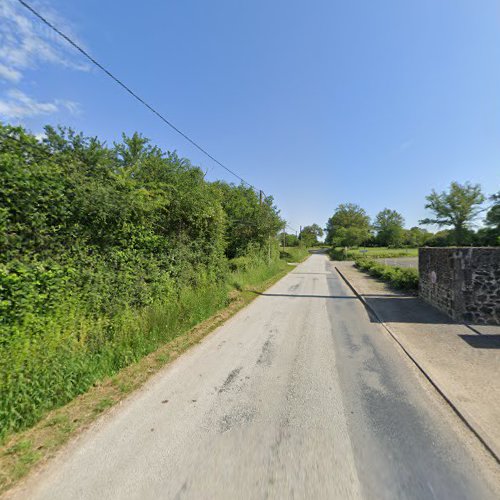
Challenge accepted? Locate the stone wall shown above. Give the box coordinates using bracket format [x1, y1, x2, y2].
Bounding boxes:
[419, 247, 500, 325]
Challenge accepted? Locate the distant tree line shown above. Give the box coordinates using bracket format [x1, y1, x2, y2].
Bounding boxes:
[282, 224, 324, 248]
[325, 182, 499, 248]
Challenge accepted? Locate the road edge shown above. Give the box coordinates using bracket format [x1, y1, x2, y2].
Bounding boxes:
[0, 253, 312, 498]
[335, 265, 500, 465]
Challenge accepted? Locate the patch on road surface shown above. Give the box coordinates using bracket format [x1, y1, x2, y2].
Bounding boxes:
[257, 335, 275, 366]
[218, 404, 256, 433]
[218, 367, 242, 393]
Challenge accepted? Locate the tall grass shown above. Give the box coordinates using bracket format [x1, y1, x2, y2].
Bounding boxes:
[0, 281, 228, 437]
[0, 250, 308, 439]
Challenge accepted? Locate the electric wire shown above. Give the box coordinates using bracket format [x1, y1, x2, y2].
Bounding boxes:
[16, 0, 262, 194]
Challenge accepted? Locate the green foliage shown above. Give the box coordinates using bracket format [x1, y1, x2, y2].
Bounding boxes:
[420, 181, 486, 245]
[282, 233, 299, 247]
[329, 246, 417, 261]
[402, 226, 432, 247]
[481, 192, 500, 245]
[0, 123, 287, 437]
[299, 224, 323, 247]
[354, 257, 419, 291]
[373, 208, 405, 247]
[325, 204, 371, 247]
[486, 192, 500, 230]
[280, 246, 310, 263]
[213, 182, 283, 258]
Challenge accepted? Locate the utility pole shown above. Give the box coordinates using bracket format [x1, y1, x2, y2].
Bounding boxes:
[259, 190, 263, 207]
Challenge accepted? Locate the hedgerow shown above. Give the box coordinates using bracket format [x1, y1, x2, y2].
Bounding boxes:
[0, 123, 287, 437]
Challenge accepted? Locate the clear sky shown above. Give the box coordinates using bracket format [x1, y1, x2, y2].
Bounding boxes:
[1, 0, 499, 233]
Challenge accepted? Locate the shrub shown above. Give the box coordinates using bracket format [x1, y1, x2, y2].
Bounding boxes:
[354, 257, 418, 291]
[0, 124, 288, 437]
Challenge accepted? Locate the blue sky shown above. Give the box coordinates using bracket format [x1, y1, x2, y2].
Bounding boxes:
[1, 0, 499, 233]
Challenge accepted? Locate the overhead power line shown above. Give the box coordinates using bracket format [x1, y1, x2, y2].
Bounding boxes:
[16, 0, 261, 193]
[1, 130, 298, 234]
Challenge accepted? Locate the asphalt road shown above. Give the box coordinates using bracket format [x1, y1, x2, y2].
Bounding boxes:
[15, 254, 498, 499]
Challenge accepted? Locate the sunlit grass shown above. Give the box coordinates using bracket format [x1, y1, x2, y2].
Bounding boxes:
[0, 248, 310, 441]
[330, 246, 418, 260]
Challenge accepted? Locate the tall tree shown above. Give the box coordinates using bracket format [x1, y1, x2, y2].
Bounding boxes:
[373, 208, 405, 247]
[299, 224, 324, 247]
[420, 182, 485, 245]
[485, 192, 500, 231]
[325, 203, 371, 247]
[213, 182, 284, 258]
[476, 192, 500, 245]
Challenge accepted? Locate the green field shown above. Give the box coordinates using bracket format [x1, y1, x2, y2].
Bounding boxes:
[329, 247, 418, 260]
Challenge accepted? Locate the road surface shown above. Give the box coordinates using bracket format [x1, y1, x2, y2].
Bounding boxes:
[15, 254, 498, 499]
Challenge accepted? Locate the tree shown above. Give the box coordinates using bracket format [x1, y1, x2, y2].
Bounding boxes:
[373, 209, 405, 247]
[283, 233, 299, 247]
[213, 182, 284, 258]
[325, 203, 371, 247]
[420, 182, 485, 245]
[485, 192, 500, 231]
[299, 224, 323, 247]
[403, 226, 432, 247]
[477, 192, 500, 246]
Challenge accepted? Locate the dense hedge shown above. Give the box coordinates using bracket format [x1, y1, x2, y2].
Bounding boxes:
[354, 257, 419, 291]
[0, 124, 285, 436]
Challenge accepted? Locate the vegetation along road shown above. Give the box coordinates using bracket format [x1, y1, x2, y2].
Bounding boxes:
[12, 253, 498, 499]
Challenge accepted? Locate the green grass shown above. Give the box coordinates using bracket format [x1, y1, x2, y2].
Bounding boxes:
[0, 248, 310, 442]
[0, 281, 230, 439]
[230, 246, 309, 291]
[329, 246, 418, 261]
[280, 246, 311, 262]
[354, 257, 419, 291]
[0, 248, 309, 495]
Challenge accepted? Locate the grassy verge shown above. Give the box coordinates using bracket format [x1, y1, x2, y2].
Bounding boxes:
[329, 246, 418, 261]
[354, 257, 419, 292]
[0, 249, 309, 495]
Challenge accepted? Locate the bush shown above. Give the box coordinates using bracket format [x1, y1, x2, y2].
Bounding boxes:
[0, 124, 287, 438]
[354, 257, 419, 291]
[228, 256, 254, 272]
